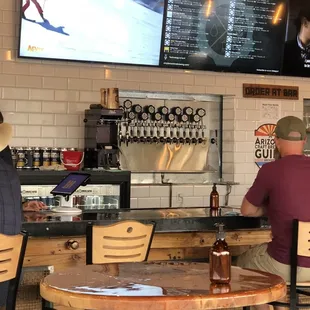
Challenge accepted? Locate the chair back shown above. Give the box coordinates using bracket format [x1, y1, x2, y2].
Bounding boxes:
[296, 221, 310, 258]
[0, 231, 28, 310]
[86, 221, 155, 265]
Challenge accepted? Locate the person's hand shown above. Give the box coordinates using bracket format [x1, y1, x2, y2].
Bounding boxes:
[23, 200, 48, 212]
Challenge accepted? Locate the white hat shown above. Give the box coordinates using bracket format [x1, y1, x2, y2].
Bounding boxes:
[0, 123, 13, 152]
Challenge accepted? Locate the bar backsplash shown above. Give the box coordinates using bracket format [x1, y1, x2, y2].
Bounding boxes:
[0, 0, 305, 207]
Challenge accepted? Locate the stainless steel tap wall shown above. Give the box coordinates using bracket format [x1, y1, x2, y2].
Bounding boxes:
[117, 93, 221, 172]
[119, 142, 210, 172]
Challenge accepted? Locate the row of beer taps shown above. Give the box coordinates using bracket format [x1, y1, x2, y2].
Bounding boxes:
[118, 100, 207, 146]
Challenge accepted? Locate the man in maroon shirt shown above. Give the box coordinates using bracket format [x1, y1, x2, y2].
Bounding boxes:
[237, 116, 310, 309]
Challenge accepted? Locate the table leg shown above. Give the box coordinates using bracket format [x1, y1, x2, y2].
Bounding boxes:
[42, 297, 54, 310]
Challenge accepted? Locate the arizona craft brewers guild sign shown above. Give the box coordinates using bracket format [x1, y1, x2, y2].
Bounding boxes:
[254, 123, 276, 168]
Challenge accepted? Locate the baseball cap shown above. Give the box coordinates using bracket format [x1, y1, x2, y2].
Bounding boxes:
[0, 112, 13, 152]
[274, 116, 306, 141]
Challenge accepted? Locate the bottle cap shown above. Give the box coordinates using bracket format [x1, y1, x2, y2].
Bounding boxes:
[215, 223, 225, 240]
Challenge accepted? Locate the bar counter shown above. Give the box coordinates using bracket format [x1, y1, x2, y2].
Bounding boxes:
[22, 207, 271, 271]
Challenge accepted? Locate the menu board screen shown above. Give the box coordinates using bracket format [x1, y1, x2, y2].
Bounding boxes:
[282, 1, 310, 77]
[18, 0, 289, 76]
[160, 0, 287, 74]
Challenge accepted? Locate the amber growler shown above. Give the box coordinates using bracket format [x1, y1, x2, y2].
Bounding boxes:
[210, 183, 219, 216]
[209, 223, 231, 284]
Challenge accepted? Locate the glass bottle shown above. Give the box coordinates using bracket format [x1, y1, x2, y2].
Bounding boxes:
[210, 283, 231, 294]
[210, 183, 219, 216]
[209, 224, 231, 284]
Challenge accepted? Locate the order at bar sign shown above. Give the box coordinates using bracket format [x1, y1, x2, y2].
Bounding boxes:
[243, 84, 299, 100]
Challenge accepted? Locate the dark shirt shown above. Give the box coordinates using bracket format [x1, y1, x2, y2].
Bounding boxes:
[0, 146, 13, 166]
[0, 156, 22, 306]
[282, 39, 310, 77]
[246, 155, 310, 267]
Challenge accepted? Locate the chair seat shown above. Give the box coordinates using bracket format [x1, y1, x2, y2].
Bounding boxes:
[272, 284, 310, 305]
[286, 282, 310, 287]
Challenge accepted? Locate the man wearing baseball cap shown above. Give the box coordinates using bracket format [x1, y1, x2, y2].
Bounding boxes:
[237, 116, 310, 309]
[0, 113, 23, 307]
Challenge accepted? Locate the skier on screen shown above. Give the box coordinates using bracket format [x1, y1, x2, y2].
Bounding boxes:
[22, 0, 47, 22]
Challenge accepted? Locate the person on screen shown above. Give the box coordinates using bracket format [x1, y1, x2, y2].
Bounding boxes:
[22, 0, 47, 22]
[283, 4, 310, 76]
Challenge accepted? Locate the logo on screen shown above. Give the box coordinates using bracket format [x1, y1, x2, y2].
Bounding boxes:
[254, 123, 276, 169]
[27, 45, 44, 53]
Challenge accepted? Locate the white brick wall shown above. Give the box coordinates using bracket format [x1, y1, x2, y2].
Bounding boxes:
[0, 0, 306, 208]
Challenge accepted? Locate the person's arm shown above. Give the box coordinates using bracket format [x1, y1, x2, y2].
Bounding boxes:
[23, 200, 48, 211]
[241, 165, 270, 217]
[241, 197, 266, 217]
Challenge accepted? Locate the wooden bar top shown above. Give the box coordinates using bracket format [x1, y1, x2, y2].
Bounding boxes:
[40, 262, 286, 309]
[22, 207, 268, 237]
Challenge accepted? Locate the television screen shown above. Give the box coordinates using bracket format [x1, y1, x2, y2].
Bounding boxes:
[18, 0, 165, 66]
[282, 0, 310, 77]
[18, 0, 288, 75]
[160, 0, 288, 74]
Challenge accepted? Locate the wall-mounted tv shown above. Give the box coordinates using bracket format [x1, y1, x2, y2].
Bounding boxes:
[18, 0, 165, 66]
[282, 1, 310, 77]
[18, 0, 288, 76]
[160, 0, 287, 74]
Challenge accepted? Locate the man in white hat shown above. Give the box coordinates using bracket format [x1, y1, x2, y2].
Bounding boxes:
[0, 113, 22, 308]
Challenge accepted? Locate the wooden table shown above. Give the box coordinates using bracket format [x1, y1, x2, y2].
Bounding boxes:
[40, 262, 286, 310]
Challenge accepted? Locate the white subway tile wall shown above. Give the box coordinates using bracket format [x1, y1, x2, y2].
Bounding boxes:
[0, 0, 305, 207]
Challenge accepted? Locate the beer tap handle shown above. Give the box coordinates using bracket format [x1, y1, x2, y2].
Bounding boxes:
[196, 108, 206, 118]
[144, 105, 156, 115]
[183, 125, 187, 138]
[183, 107, 194, 116]
[125, 132, 129, 146]
[132, 104, 142, 114]
[123, 99, 133, 111]
[146, 124, 152, 144]
[143, 123, 147, 138]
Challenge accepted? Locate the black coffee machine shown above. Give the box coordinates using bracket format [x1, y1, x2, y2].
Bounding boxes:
[84, 104, 123, 170]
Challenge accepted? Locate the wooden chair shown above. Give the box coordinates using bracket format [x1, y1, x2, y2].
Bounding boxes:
[86, 220, 156, 265]
[269, 219, 310, 309]
[0, 231, 28, 310]
[41, 221, 155, 310]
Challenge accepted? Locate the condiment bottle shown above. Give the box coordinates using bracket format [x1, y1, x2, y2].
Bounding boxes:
[209, 224, 231, 284]
[210, 183, 219, 216]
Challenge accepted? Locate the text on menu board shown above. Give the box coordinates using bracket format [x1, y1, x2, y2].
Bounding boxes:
[243, 84, 299, 100]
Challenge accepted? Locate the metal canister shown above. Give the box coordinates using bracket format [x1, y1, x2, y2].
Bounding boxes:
[51, 148, 60, 166]
[16, 147, 26, 169]
[100, 88, 108, 107]
[40, 196, 48, 205]
[47, 196, 55, 207]
[33, 147, 41, 168]
[107, 88, 120, 109]
[60, 148, 67, 165]
[24, 147, 34, 169]
[11, 147, 17, 168]
[42, 148, 51, 167]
